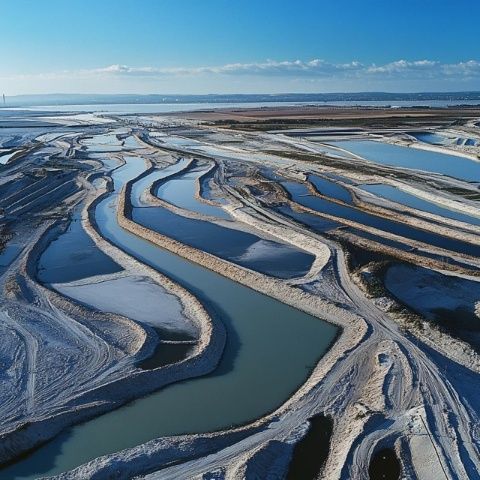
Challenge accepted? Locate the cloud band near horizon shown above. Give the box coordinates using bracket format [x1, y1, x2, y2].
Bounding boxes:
[3, 59, 480, 82]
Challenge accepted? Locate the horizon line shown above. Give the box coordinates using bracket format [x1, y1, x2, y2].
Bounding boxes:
[4, 90, 480, 98]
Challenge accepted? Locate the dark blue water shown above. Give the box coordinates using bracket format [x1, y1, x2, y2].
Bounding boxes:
[275, 205, 340, 233]
[155, 163, 231, 219]
[361, 184, 480, 227]
[287, 415, 333, 479]
[369, 449, 401, 480]
[283, 181, 480, 257]
[342, 227, 475, 269]
[309, 175, 353, 203]
[410, 132, 447, 145]
[131, 163, 315, 279]
[133, 206, 314, 279]
[37, 209, 122, 283]
[330, 140, 480, 182]
[343, 227, 412, 251]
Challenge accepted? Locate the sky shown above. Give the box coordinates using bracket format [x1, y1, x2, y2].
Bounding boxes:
[1, 0, 479, 95]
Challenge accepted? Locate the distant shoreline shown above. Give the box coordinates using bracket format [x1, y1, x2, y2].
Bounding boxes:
[3, 100, 480, 116]
[2, 91, 480, 109]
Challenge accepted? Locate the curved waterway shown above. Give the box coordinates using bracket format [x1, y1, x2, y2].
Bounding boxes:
[133, 161, 314, 279]
[309, 174, 353, 204]
[155, 161, 231, 219]
[37, 208, 122, 283]
[330, 140, 480, 183]
[282, 180, 480, 258]
[361, 184, 480, 227]
[3, 156, 338, 479]
[131, 157, 229, 220]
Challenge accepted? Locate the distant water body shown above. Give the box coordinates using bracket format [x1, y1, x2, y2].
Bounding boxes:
[3, 99, 480, 114]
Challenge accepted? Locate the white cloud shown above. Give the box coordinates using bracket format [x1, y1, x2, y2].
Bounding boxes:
[77, 59, 480, 80]
[366, 60, 439, 75]
[1, 59, 479, 95]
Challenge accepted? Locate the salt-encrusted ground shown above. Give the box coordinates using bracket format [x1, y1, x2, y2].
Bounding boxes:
[52, 273, 198, 336]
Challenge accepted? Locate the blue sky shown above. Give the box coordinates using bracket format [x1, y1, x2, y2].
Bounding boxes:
[1, 0, 479, 94]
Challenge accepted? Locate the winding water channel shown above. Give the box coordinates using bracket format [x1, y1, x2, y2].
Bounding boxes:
[361, 183, 480, 227]
[330, 140, 480, 182]
[282, 180, 480, 258]
[133, 160, 315, 279]
[37, 208, 122, 283]
[4, 155, 337, 479]
[154, 161, 231, 219]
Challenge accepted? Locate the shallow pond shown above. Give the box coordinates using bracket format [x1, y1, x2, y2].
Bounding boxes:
[361, 184, 480, 227]
[283, 180, 480, 258]
[330, 140, 480, 183]
[309, 174, 353, 204]
[133, 206, 314, 279]
[130, 157, 190, 207]
[286, 414, 333, 479]
[369, 448, 401, 480]
[155, 162, 231, 220]
[80, 131, 140, 153]
[0, 244, 23, 267]
[134, 162, 314, 279]
[37, 209, 122, 283]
